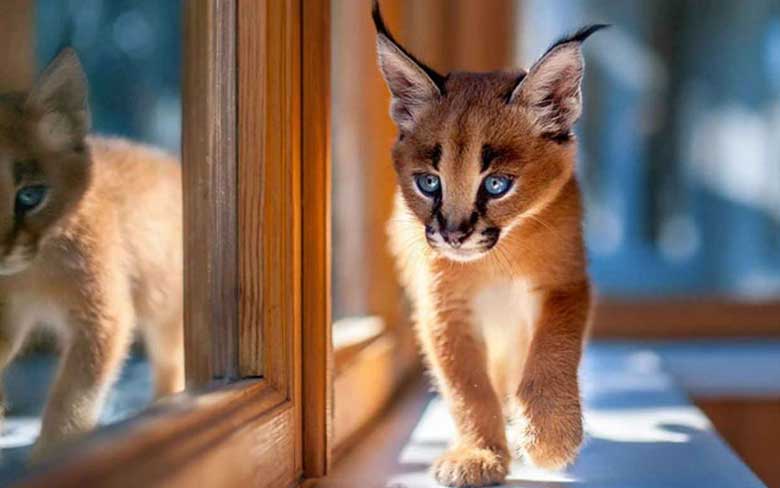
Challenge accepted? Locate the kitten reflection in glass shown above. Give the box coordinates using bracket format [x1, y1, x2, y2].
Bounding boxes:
[0, 49, 183, 461]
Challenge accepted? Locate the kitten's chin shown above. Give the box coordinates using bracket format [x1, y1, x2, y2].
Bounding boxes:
[436, 247, 488, 263]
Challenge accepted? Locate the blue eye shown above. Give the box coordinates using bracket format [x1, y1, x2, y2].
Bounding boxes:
[415, 173, 441, 196]
[483, 175, 512, 197]
[15, 185, 48, 214]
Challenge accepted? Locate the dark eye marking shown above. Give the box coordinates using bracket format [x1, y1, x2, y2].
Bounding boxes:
[425, 143, 442, 169]
[481, 145, 501, 172]
[13, 160, 40, 185]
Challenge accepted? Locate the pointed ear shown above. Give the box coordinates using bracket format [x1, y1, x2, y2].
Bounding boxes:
[510, 25, 607, 140]
[26, 48, 91, 150]
[373, 0, 444, 132]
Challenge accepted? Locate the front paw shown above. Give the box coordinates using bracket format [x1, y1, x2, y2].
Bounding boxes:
[432, 445, 509, 487]
[510, 394, 583, 470]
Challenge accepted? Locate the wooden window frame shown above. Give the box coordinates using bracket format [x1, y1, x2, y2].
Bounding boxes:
[17, 1, 330, 486]
[591, 298, 780, 339]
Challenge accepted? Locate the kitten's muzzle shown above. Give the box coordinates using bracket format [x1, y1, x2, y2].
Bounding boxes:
[427, 218, 475, 249]
[439, 227, 472, 248]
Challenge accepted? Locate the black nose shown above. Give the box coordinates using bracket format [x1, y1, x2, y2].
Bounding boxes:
[440, 224, 472, 248]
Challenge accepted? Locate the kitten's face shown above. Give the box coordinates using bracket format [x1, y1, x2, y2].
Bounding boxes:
[374, 6, 602, 262]
[392, 73, 574, 262]
[0, 49, 91, 275]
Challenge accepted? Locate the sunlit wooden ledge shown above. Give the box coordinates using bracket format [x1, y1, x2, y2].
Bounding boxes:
[333, 316, 385, 370]
[16, 380, 297, 488]
[319, 342, 766, 488]
[332, 316, 421, 459]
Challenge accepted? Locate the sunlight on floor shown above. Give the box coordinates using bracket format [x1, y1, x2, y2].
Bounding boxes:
[381, 344, 763, 488]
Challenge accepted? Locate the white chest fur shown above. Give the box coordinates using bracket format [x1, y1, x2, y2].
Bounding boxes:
[470, 278, 542, 358]
[472, 278, 541, 332]
[469, 278, 543, 397]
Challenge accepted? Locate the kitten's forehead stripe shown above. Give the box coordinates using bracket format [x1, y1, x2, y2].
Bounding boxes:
[453, 108, 472, 170]
[481, 145, 494, 172]
[13, 160, 41, 185]
[430, 143, 442, 170]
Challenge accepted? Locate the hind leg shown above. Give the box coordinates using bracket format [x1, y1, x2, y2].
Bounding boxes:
[141, 315, 184, 399]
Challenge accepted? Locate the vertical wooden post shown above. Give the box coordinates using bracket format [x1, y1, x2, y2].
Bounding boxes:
[302, 0, 332, 477]
[237, 0, 302, 391]
[407, 0, 515, 72]
[450, 0, 515, 71]
[182, 0, 239, 387]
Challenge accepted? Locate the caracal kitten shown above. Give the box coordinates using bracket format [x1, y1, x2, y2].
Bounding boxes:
[0, 49, 183, 459]
[374, 3, 603, 486]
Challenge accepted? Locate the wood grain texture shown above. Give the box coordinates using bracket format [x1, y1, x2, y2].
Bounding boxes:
[182, 0, 238, 386]
[18, 380, 297, 488]
[237, 0, 303, 477]
[237, 0, 302, 388]
[0, 0, 33, 92]
[591, 299, 780, 338]
[301, 0, 332, 478]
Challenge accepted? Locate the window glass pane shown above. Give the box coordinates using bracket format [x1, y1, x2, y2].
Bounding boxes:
[0, 1, 182, 478]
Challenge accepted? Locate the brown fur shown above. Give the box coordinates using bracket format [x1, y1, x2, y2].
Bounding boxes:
[375, 4, 601, 486]
[0, 49, 183, 460]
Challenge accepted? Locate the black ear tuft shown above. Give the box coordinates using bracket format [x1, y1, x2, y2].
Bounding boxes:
[372, 0, 446, 91]
[508, 24, 608, 140]
[371, 0, 390, 39]
[543, 24, 610, 56]
[373, 0, 447, 132]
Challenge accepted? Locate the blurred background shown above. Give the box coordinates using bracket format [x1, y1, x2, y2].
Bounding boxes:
[36, 0, 182, 153]
[331, 1, 780, 485]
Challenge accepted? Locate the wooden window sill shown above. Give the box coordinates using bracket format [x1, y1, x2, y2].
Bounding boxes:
[17, 379, 298, 487]
[333, 316, 385, 371]
[332, 317, 421, 458]
[318, 341, 766, 488]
